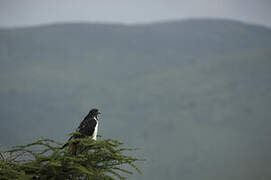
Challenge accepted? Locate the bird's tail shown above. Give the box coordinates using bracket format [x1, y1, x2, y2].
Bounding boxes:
[61, 141, 80, 155]
[61, 143, 68, 149]
[62, 135, 88, 155]
[61, 136, 73, 149]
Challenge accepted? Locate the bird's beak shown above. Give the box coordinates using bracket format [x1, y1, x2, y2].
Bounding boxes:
[98, 111, 101, 114]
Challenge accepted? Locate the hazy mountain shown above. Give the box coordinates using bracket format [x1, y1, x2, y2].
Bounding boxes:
[0, 19, 271, 180]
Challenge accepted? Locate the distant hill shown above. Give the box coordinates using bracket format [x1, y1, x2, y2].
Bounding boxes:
[0, 19, 271, 180]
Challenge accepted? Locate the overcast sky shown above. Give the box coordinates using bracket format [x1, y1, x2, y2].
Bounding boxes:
[0, 0, 271, 27]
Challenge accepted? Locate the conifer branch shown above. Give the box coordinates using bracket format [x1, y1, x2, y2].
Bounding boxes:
[0, 135, 143, 180]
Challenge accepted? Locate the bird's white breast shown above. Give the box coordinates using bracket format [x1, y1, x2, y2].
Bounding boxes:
[92, 117, 99, 140]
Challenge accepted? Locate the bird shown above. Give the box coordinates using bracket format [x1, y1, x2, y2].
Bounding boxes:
[62, 108, 101, 155]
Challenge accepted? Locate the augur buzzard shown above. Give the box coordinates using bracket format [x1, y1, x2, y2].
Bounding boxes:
[62, 108, 101, 155]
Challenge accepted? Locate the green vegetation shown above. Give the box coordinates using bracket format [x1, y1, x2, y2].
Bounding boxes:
[0, 136, 141, 180]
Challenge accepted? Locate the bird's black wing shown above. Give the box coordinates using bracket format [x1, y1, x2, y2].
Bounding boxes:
[77, 117, 97, 137]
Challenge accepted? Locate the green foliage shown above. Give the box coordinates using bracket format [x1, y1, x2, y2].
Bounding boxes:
[0, 136, 142, 180]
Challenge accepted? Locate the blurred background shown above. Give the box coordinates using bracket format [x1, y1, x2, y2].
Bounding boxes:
[0, 0, 271, 179]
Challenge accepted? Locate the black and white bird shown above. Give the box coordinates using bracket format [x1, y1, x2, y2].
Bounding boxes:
[62, 108, 101, 154]
[75, 108, 101, 140]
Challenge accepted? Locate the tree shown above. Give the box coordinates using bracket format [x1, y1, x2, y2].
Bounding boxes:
[0, 135, 142, 180]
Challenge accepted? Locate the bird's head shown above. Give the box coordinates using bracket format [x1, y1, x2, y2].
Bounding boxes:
[89, 108, 101, 119]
